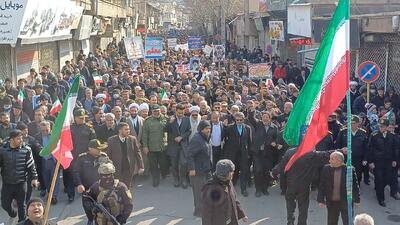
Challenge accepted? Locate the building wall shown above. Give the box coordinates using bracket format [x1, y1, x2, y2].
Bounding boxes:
[0, 45, 12, 81]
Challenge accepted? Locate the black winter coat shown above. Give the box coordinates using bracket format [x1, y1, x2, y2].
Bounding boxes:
[186, 132, 212, 175]
[0, 142, 37, 184]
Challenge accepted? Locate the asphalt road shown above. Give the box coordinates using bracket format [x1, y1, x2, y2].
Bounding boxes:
[1, 176, 399, 225]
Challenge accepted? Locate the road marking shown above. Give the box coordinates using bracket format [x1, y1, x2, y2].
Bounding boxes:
[250, 217, 270, 225]
[130, 206, 155, 217]
[166, 218, 184, 225]
[136, 218, 158, 225]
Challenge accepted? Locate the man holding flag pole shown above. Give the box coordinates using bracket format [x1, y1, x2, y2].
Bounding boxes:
[38, 76, 81, 224]
[280, 0, 358, 224]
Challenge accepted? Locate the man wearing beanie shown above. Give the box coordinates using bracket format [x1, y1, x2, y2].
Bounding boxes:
[17, 198, 53, 225]
[186, 120, 212, 217]
[201, 159, 248, 225]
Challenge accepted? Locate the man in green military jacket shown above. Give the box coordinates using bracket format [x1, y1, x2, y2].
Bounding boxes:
[141, 104, 169, 187]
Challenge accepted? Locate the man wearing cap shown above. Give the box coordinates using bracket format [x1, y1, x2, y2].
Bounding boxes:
[353, 86, 368, 114]
[201, 159, 248, 225]
[141, 104, 169, 187]
[84, 163, 133, 225]
[10, 104, 30, 124]
[107, 122, 144, 187]
[17, 198, 53, 225]
[335, 115, 369, 185]
[64, 108, 96, 202]
[371, 86, 386, 109]
[0, 129, 39, 223]
[73, 139, 110, 225]
[186, 120, 212, 217]
[368, 118, 400, 206]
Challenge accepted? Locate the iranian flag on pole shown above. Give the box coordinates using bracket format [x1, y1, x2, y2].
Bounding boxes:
[17, 90, 25, 104]
[160, 88, 169, 101]
[283, 0, 349, 171]
[49, 98, 62, 117]
[94, 75, 103, 84]
[39, 76, 80, 169]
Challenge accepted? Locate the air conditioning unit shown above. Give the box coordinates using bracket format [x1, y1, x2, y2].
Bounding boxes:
[392, 16, 399, 32]
[363, 34, 383, 43]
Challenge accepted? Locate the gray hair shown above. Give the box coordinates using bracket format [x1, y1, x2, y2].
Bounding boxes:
[354, 214, 374, 225]
[104, 113, 115, 120]
[234, 112, 245, 119]
[230, 105, 240, 111]
[39, 120, 51, 128]
[331, 151, 344, 163]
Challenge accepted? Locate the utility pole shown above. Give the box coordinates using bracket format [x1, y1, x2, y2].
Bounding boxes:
[220, 0, 225, 46]
[144, 0, 147, 38]
[244, 0, 249, 48]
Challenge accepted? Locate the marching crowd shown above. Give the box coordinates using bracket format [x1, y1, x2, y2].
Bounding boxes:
[0, 39, 394, 225]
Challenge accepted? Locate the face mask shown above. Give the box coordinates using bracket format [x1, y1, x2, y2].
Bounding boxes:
[100, 174, 114, 188]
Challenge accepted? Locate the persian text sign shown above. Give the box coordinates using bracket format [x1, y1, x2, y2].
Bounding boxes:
[145, 37, 163, 59]
[188, 36, 203, 50]
[167, 38, 177, 48]
[0, 0, 28, 44]
[248, 63, 272, 78]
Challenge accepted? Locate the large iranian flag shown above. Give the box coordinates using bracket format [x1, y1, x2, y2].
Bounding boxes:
[39, 76, 80, 169]
[283, 0, 349, 171]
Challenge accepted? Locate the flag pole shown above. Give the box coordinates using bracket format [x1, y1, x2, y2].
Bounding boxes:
[346, 1, 353, 222]
[42, 158, 62, 225]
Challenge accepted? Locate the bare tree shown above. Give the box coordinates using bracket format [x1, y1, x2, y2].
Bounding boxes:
[187, 0, 243, 35]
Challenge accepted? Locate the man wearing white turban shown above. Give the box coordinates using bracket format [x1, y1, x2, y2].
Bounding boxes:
[189, 106, 201, 140]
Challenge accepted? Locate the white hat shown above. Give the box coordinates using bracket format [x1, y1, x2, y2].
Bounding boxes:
[139, 103, 149, 111]
[128, 103, 139, 110]
[95, 93, 107, 100]
[189, 106, 200, 113]
[350, 81, 358, 86]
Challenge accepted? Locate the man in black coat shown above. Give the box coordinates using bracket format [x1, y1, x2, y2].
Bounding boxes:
[318, 151, 360, 225]
[273, 147, 347, 225]
[186, 120, 212, 217]
[328, 113, 342, 144]
[335, 115, 369, 185]
[248, 109, 278, 197]
[10, 104, 30, 125]
[223, 112, 252, 197]
[95, 113, 118, 143]
[166, 103, 191, 188]
[0, 130, 39, 222]
[368, 119, 400, 206]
